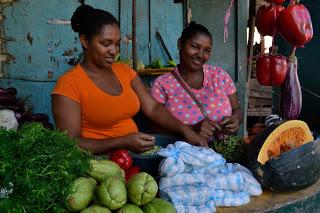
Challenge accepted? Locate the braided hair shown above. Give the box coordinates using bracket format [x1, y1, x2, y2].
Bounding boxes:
[71, 5, 119, 41]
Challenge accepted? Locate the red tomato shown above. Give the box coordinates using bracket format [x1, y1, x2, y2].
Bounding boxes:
[256, 4, 285, 36]
[125, 166, 140, 181]
[277, 4, 313, 47]
[256, 54, 288, 86]
[110, 149, 133, 170]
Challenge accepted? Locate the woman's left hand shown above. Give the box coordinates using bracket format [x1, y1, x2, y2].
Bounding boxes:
[183, 128, 209, 147]
[219, 116, 240, 134]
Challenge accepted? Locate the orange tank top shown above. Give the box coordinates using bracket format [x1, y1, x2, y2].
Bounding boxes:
[52, 63, 140, 139]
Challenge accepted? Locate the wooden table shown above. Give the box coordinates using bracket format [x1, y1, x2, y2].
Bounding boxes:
[217, 179, 320, 213]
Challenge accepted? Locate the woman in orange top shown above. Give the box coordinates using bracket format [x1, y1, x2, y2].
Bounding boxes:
[51, 5, 207, 154]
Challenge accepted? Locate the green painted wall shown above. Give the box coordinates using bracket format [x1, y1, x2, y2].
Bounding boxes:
[189, 0, 249, 134]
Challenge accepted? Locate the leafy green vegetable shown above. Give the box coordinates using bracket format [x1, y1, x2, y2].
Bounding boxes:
[146, 59, 163, 69]
[210, 135, 246, 163]
[0, 123, 92, 212]
[141, 146, 161, 156]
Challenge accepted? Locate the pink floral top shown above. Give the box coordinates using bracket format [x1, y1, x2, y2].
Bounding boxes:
[150, 64, 237, 125]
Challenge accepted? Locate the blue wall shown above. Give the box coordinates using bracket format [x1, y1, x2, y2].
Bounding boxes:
[0, 0, 183, 121]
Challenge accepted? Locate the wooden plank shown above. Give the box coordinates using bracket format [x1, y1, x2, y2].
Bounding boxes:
[249, 89, 272, 98]
[217, 179, 320, 213]
[248, 97, 272, 107]
[248, 107, 272, 116]
[249, 78, 272, 91]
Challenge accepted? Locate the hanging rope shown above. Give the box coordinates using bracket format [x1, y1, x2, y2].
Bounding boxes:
[224, 0, 234, 43]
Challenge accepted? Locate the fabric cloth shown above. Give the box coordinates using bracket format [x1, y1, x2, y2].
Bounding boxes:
[150, 65, 237, 125]
[158, 141, 262, 213]
[52, 63, 140, 139]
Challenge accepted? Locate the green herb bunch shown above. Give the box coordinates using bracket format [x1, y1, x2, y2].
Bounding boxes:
[0, 123, 93, 212]
[210, 135, 246, 163]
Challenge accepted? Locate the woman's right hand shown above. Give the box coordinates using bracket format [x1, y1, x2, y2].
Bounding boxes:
[123, 132, 155, 153]
[193, 119, 222, 140]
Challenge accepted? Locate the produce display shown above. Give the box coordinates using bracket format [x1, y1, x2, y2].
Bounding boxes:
[210, 135, 246, 163]
[87, 159, 125, 182]
[254, 0, 313, 120]
[143, 198, 176, 213]
[127, 172, 158, 206]
[0, 123, 92, 212]
[0, 123, 175, 212]
[256, 4, 284, 36]
[256, 54, 288, 86]
[277, 3, 313, 47]
[141, 145, 162, 156]
[280, 52, 302, 120]
[117, 203, 143, 213]
[0, 86, 53, 129]
[110, 149, 133, 170]
[248, 120, 320, 191]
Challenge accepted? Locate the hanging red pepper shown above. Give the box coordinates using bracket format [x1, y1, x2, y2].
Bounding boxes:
[277, 2, 313, 47]
[110, 149, 133, 170]
[256, 4, 285, 36]
[125, 166, 140, 181]
[266, 0, 286, 4]
[256, 54, 288, 86]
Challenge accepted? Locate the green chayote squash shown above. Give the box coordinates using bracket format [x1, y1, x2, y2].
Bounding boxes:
[80, 204, 111, 213]
[65, 177, 97, 212]
[117, 203, 143, 213]
[96, 177, 127, 210]
[87, 160, 125, 182]
[126, 172, 158, 206]
[143, 198, 176, 213]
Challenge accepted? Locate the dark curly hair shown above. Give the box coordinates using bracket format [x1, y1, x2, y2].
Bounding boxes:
[179, 21, 212, 46]
[71, 4, 119, 41]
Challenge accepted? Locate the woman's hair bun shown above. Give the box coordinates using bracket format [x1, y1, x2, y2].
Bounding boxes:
[71, 5, 95, 33]
[188, 21, 197, 26]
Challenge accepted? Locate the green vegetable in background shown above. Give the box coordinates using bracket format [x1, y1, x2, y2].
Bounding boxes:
[65, 177, 97, 212]
[0, 123, 92, 212]
[80, 204, 111, 213]
[146, 58, 163, 69]
[143, 198, 176, 213]
[87, 159, 125, 182]
[141, 145, 161, 156]
[210, 135, 246, 163]
[96, 177, 127, 210]
[117, 203, 143, 213]
[127, 172, 158, 206]
[165, 60, 177, 68]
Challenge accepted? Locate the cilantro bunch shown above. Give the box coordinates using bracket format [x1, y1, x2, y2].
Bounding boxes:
[0, 123, 92, 212]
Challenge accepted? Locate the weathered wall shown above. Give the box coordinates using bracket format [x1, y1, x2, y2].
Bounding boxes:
[190, 0, 249, 134]
[0, 0, 183, 121]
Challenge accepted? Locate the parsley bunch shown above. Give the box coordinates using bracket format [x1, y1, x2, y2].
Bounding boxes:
[0, 123, 92, 212]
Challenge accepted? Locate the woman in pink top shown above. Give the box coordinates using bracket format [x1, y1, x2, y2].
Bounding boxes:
[150, 22, 243, 140]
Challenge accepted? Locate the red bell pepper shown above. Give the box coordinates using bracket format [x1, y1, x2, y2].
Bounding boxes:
[256, 54, 288, 86]
[266, 0, 286, 4]
[110, 149, 133, 170]
[256, 4, 285, 36]
[277, 3, 313, 47]
[125, 166, 140, 181]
